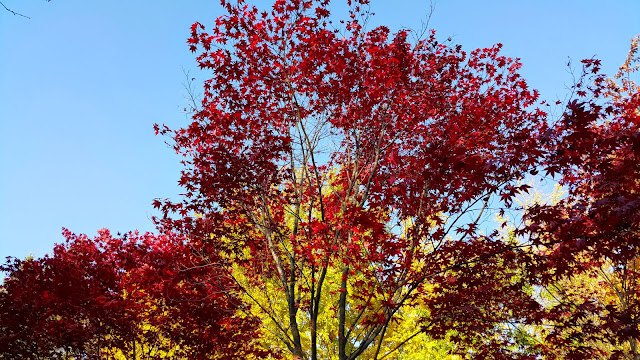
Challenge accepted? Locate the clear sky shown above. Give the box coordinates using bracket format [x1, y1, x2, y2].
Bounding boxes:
[1, 0, 638, 262]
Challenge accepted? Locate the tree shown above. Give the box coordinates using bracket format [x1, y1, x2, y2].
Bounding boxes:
[0, 229, 267, 359]
[0, 230, 139, 359]
[521, 35, 640, 359]
[154, 0, 550, 358]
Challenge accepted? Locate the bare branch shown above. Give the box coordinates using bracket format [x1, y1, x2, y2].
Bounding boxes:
[0, 1, 30, 19]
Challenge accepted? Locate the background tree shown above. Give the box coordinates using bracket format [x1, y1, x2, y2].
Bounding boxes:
[0, 230, 139, 359]
[0, 229, 267, 359]
[522, 35, 640, 359]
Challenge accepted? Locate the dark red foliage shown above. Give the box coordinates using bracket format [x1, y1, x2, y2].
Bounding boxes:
[0, 229, 267, 359]
[423, 237, 547, 359]
[0, 230, 136, 359]
[523, 54, 640, 357]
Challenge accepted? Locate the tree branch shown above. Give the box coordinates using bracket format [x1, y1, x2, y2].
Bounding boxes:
[0, 1, 30, 19]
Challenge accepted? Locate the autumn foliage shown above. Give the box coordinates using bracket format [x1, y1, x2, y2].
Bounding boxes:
[0, 229, 266, 359]
[520, 38, 640, 359]
[1, 0, 639, 359]
[155, 0, 550, 358]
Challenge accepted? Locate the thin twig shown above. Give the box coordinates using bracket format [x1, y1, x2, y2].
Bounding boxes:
[0, 1, 30, 19]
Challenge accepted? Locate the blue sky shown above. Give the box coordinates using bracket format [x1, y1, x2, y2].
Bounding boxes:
[1, 0, 638, 262]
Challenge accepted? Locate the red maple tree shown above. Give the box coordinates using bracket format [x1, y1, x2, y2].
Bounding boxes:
[154, 0, 552, 358]
[0, 229, 266, 359]
[521, 38, 640, 359]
